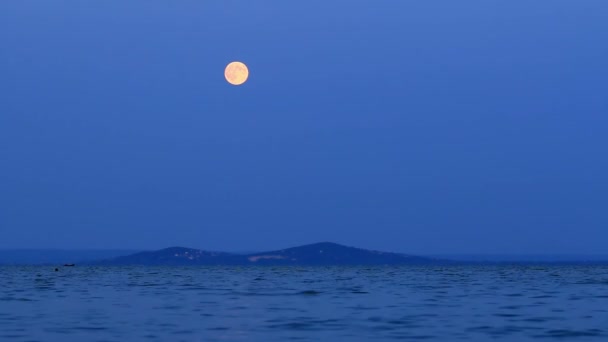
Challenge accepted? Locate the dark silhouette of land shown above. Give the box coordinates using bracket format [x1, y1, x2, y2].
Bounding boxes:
[95, 242, 439, 266]
[0, 249, 139, 265]
[2, 243, 607, 266]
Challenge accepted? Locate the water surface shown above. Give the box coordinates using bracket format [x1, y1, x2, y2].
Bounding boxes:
[1, 266, 607, 341]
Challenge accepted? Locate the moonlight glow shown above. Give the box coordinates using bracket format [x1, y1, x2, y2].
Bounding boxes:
[224, 61, 249, 86]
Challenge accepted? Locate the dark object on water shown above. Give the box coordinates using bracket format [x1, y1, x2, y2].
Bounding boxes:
[54, 268, 59, 272]
[63, 264, 75, 267]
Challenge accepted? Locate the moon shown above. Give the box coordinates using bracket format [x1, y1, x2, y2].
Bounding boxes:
[224, 61, 249, 86]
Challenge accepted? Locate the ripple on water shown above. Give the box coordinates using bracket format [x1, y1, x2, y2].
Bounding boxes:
[0, 297, 34, 302]
[297, 290, 322, 295]
[267, 318, 345, 331]
[72, 326, 109, 331]
[0, 334, 27, 339]
[535, 329, 605, 338]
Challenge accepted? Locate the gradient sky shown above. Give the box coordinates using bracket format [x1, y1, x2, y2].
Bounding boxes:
[1, 1, 607, 254]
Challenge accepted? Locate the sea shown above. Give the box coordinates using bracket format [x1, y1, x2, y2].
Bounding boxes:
[1, 266, 607, 341]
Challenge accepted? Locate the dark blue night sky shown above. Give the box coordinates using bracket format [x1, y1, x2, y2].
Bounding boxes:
[1, 1, 607, 254]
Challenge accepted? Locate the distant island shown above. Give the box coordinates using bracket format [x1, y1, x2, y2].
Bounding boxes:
[93, 242, 439, 266]
[2, 243, 607, 266]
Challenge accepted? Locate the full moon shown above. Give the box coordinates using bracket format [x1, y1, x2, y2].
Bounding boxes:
[224, 61, 249, 86]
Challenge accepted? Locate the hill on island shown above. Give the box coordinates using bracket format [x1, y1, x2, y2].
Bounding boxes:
[94, 242, 439, 266]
